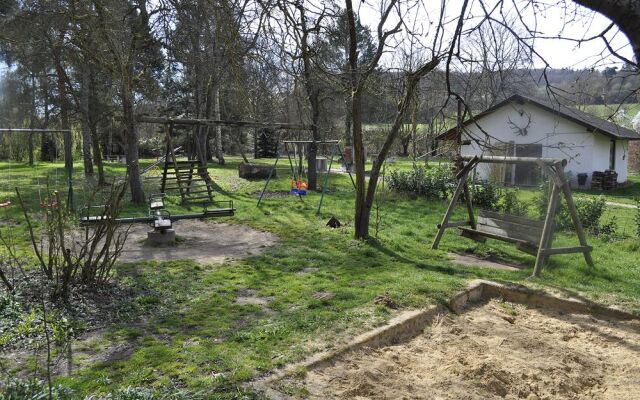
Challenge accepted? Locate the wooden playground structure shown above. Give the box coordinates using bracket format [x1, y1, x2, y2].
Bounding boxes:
[432, 155, 593, 277]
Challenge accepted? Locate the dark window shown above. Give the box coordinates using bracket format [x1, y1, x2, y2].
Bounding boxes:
[609, 140, 616, 170]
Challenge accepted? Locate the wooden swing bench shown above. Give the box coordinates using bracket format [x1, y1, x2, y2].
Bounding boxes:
[457, 210, 543, 256]
[433, 155, 593, 277]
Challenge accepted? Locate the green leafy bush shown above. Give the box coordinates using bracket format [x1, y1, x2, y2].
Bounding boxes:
[0, 378, 73, 400]
[557, 196, 606, 232]
[535, 181, 612, 236]
[470, 181, 502, 211]
[499, 189, 529, 216]
[387, 165, 454, 200]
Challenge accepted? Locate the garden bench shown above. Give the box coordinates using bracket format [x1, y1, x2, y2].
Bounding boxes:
[458, 210, 544, 255]
[433, 155, 593, 277]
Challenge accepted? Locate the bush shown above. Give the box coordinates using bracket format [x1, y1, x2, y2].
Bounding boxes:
[387, 165, 454, 200]
[470, 181, 501, 211]
[535, 181, 611, 235]
[557, 196, 606, 232]
[0, 378, 74, 400]
[499, 189, 529, 216]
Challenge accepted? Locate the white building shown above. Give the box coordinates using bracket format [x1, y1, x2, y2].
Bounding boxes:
[437, 94, 640, 188]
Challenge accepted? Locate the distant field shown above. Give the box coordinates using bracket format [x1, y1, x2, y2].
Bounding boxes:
[364, 103, 640, 132]
[581, 103, 640, 128]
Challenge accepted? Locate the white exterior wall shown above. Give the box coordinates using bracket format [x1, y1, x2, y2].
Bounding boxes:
[460, 102, 628, 187]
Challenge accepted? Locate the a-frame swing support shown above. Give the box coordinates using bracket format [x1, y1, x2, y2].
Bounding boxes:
[257, 140, 341, 215]
[432, 155, 593, 277]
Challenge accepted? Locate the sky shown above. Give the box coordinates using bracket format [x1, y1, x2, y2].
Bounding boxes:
[354, 0, 634, 70]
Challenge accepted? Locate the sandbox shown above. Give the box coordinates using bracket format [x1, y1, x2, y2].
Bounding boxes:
[257, 282, 640, 399]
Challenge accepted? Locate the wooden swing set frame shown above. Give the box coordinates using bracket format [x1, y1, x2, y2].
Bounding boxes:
[432, 155, 593, 277]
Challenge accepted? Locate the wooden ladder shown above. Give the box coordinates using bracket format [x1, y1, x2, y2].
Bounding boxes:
[160, 122, 215, 204]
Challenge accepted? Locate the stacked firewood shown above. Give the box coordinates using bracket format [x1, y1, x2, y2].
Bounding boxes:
[591, 170, 618, 190]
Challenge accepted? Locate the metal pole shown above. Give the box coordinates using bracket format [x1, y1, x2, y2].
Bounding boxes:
[257, 153, 281, 207]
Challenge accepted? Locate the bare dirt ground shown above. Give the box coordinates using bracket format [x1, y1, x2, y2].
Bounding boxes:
[449, 252, 526, 271]
[280, 300, 640, 399]
[119, 219, 278, 264]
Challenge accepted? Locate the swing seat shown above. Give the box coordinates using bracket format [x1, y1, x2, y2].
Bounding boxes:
[39, 201, 59, 209]
[0, 200, 11, 208]
[458, 210, 544, 255]
[79, 204, 113, 225]
[291, 180, 308, 195]
[149, 194, 165, 210]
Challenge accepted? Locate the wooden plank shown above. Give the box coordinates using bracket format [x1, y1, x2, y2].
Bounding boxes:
[463, 182, 476, 230]
[459, 227, 529, 245]
[475, 222, 540, 245]
[556, 163, 594, 267]
[476, 217, 542, 244]
[438, 220, 471, 229]
[533, 180, 561, 277]
[479, 209, 544, 228]
[432, 166, 474, 249]
[477, 216, 543, 237]
[540, 246, 593, 256]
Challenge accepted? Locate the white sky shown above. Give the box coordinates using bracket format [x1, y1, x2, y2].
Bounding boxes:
[353, 0, 634, 70]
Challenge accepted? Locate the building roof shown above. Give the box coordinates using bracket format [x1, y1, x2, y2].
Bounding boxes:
[437, 94, 640, 141]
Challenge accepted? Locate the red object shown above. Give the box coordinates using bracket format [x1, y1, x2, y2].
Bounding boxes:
[39, 201, 58, 209]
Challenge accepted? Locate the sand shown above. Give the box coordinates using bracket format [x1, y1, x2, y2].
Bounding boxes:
[119, 219, 278, 264]
[286, 300, 640, 399]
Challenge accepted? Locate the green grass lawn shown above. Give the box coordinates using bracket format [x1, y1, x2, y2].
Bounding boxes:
[1, 157, 640, 398]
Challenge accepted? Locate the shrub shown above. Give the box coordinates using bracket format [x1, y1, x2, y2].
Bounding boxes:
[535, 181, 610, 235]
[0, 378, 73, 400]
[555, 196, 607, 233]
[470, 181, 502, 211]
[387, 165, 454, 200]
[499, 189, 529, 216]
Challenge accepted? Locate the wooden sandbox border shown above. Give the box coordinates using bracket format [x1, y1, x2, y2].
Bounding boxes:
[250, 280, 638, 399]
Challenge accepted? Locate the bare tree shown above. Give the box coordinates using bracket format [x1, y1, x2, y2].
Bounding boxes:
[345, 0, 477, 238]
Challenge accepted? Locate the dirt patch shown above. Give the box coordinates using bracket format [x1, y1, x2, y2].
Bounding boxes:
[235, 289, 274, 307]
[282, 299, 640, 399]
[119, 220, 278, 264]
[450, 252, 525, 271]
[254, 190, 291, 199]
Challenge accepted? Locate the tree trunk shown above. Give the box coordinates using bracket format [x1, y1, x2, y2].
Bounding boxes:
[346, 0, 440, 238]
[121, 76, 145, 204]
[53, 49, 73, 210]
[81, 67, 94, 176]
[90, 123, 105, 185]
[352, 88, 368, 238]
[307, 90, 320, 190]
[28, 74, 36, 166]
[40, 84, 56, 162]
[344, 94, 352, 146]
[214, 87, 225, 165]
[88, 68, 105, 185]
